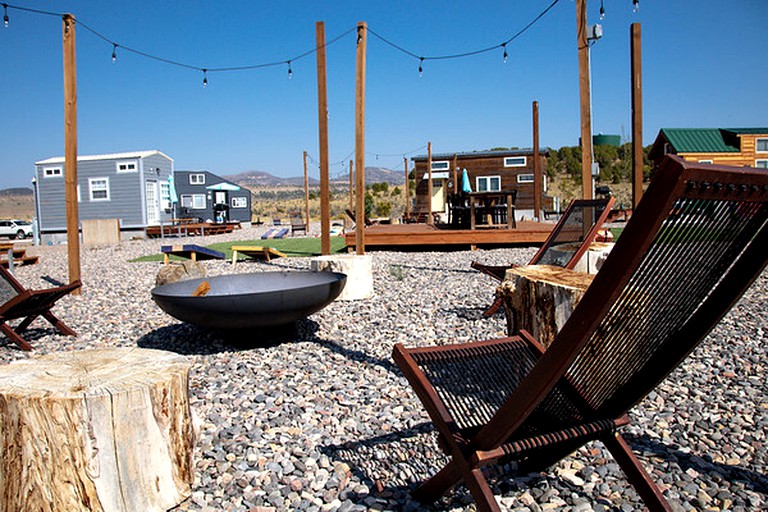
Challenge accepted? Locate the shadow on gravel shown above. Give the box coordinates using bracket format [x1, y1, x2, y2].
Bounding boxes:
[625, 433, 768, 495]
[307, 338, 401, 375]
[442, 305, 493, 321]
[137, 318, 320, 355]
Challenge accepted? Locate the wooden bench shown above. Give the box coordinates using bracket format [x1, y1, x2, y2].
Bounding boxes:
[161, 244, 225, 264]
[231, 245, 287, 266]
[0, 244, 39, 268]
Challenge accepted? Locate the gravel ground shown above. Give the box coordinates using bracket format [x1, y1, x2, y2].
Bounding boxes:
[1, 224, 766, 512]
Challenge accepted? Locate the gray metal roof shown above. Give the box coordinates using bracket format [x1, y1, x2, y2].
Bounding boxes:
[412, 148, 550, 161]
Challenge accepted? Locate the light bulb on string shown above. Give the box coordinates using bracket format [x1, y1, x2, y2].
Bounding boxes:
[3, 4, 9, 28]
[502, 44, 508, 64]
[202, 69, 208, 88]
[111, 44, 118, 63]
[632, 0, 639, 13]
[418, 57, 424, 77]
[599, 0, 605, 20]
[287, 61, 292, 79]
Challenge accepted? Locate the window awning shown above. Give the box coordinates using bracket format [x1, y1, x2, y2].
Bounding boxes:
[206, 182, 241, 191]
[422, 172, 450, 180]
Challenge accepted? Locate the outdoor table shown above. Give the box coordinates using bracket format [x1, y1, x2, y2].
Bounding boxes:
[469, 191, 516, 229]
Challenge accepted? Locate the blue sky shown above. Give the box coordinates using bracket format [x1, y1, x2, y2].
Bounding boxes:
[1, 0, 767, 189]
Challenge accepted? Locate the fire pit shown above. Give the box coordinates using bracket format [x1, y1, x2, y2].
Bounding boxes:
[151, 271, 346, 329]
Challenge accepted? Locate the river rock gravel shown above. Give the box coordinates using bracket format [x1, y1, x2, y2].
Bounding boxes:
[1, 225, 766, 511]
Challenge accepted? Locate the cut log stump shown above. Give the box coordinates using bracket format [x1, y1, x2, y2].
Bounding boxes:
[499, 264, 594, 348]
[0, 347, 195, 512]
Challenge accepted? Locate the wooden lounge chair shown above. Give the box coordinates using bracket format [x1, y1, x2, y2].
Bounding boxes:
[472, 196, 614, 316]
[290, 215, 307, 236]
[0, 266, 81, 351]
[392, 156, 768, 512]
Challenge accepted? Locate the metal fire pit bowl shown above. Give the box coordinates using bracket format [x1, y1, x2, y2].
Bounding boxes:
[151, 271, 346, 329]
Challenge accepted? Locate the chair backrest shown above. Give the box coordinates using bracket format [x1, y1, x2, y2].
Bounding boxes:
[531, 197, 615, 269]
[0, 267, 20, 305]
[476, 156, 768, 449]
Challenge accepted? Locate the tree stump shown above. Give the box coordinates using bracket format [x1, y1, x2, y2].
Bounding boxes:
[499, 264, 594, 348]
[0, 348, 195, 512]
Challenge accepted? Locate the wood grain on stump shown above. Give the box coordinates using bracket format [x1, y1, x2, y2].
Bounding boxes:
[0, 348, 195, 512]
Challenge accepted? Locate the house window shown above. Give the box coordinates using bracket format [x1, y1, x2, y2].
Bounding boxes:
[476, 176, 501, 192]
[189, 173, 206, 185]
[181, 194, 206, 209]
[231, 197, 247, 208]
[698, 160, 713, 164]
[756, 138, 768, 152]
[160, 183, 172, 210]
[430, 161, 450, 171]
[116, 160, 138, 173]
[517, 174, 534, 183]
[77, 185, 81, 202]
[504, 156, 526, 167]
[89, 178, 110, 201]
[44, 167, 62, 178]
[755, 160, 768, 169]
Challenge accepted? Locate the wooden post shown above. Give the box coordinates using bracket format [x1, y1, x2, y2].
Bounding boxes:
[316, 22, 330, 255]
[631, 23, 643, 209]
[62, 14, 81, 294]
[403, 157, 410, 218]
[452, 153, 458, 194]
[303, 150, 310, 230]
[533, 100, 542, 221]
[575, 0, 593, 200]
[355, 22, 367, 255]
[427, 142, 433, 225]
[349, 159, 354, 210]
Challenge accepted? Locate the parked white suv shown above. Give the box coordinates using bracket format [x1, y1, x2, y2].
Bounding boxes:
[0, 220, 33, 240]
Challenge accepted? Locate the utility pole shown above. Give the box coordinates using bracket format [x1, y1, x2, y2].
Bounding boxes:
[631, 23, 644, 209]
[575, 0, 594, 200]
[62, 14, 81, 293]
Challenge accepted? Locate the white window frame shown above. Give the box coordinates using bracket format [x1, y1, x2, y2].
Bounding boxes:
[430, 161, 450, 171]
[476, 175, 501, 192]
[231, 197, 247, 208]
[517, 173, 535, 184]
[698, 159, 713, 164]
[116, 160, 138, 173]
[180, 194, 206, 209]
[189, 173, 206, 185]
[755, 159, 768, 169]
[88, 177, 110, 201]
[160, 183, 172, 210]
[43, 166, 62, 178]
[756, 138, 768, 153]
[77, 185, 81, 202]
[503, 156, 527, 167]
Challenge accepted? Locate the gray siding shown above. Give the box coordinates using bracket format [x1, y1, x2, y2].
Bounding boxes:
[175, 171, 251, 223]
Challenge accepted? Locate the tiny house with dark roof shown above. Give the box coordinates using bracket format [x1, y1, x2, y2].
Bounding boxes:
[649, 128, 768, 171]
[173, 171, 251, 224]
[411, 148, 552, 221]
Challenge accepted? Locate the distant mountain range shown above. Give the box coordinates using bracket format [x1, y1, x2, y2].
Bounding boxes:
[0, 187, 33, 196]
[223, 166, 404, 189]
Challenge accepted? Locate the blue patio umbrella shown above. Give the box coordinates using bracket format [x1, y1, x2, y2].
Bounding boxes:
[167, 174, 178, 204]
[461, 168, 472, 193]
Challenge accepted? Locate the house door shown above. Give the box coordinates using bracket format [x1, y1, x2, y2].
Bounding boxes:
[431, 180, 446, 214]
[145, 180, 160, 225]
[213, 191, 228, 223]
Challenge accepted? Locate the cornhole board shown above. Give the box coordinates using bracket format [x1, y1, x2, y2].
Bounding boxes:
[231, 245, 287, 266]
[161, 244, 225, 264]
[261, 227, 289, 240]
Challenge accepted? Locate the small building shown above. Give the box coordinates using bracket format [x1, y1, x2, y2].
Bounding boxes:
[34, 150, 175, 243]
[411, 148, 552, 221]
[173, 170, 251, 224]
[648, 128, 768, 171]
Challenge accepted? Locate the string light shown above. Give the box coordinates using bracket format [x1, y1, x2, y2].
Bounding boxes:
[287, 60, 292, 79]
[111, 43, 118, 63]
[599, 0, 605, 20]
[202, 68, 208, 87]
[632, 0, 640, 13]
[418, 57, 424, 77]
[502, 43, 508, 64]
[3, 3, 9, 28]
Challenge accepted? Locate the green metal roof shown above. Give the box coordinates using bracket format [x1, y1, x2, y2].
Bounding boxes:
[660, 128, 739, 153]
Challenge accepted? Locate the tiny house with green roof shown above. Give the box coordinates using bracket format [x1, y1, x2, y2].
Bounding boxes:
[649, 128, 768, 171]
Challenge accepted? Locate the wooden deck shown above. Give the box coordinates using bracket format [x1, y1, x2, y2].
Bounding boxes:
[344, 220, 555, 250]
[146, 221, 241, 239]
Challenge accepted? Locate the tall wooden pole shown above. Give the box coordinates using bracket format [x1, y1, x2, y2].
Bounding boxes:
[576, 0, 593, 200]
[348, 160, 354, 210]
[315, 21, 330, 255]
[303, 150, 310, 230]
[452, 154, 458, 194]
[426, 142, 433, 225]
[62, 14, 80, 293]
[355, 22, 367, 254]
[533, 100, 542, 221]
[631, 23, 644, 209]
[403, 157, 410, 218]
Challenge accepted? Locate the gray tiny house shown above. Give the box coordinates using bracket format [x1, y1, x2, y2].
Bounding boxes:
[34, 150, 175, 242]
[173, 171, 251, 224]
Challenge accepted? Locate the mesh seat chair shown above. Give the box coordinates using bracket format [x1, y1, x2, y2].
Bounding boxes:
[0, 266, 81, 351]
[290, 214, 307, 236]
[472, 196, 614, 316]
[393, 157, 768, 512]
